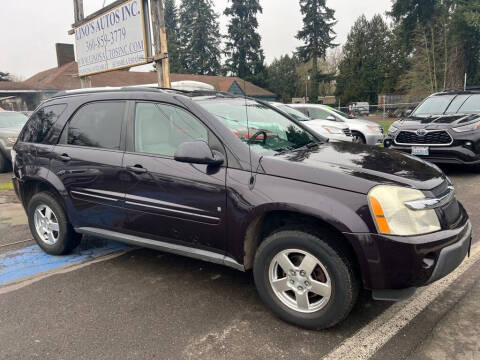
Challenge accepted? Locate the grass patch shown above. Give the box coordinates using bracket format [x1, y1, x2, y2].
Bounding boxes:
[0, 181, 13, 191]
[378, 120, 394, 134]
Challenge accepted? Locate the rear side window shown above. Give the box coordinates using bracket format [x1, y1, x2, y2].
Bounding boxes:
[20, 104, 67, 143]
[66, 102, 125, 150]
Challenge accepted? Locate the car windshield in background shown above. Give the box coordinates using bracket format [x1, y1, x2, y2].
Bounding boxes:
[198, 98, 317, 155]
[412, 95, 455, 116]
[276, 104, 311, 122]
[331, 108, 354, 119]
[0, 112, 28, 128]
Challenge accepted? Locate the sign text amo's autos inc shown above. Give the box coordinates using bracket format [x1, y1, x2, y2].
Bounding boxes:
[74, 0, 149, 76]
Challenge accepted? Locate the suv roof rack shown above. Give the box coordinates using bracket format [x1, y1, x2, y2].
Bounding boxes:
[50, 86, 236, 99]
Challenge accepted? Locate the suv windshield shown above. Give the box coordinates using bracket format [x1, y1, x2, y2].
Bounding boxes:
[275, 104, 311, 122]
[412, 95, 455, 116]
[0, 112, 28, 128]
[197, 98, 318, 155]
[457, 94, 480, 114]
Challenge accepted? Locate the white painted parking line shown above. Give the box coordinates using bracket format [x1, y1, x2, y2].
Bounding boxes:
[322, 243, 480, 360]
[0, 249, 133, 295]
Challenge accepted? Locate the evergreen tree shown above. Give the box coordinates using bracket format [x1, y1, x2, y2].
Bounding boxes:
[266, 55, 299, 103]
[223, 0, 266, 86]
[178, 0, 222, 75]
[296, 0, 337, 103]
[164, 0, 184, 73]
[336, 15, 399, 105]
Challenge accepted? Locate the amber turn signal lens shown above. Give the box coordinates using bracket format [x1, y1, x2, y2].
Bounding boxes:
[369, 196, 391, 234]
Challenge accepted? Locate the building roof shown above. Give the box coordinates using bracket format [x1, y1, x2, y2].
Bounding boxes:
[0, 62, 274, 97]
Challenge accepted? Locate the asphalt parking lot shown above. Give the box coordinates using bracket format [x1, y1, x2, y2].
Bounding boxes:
[0, 166, 479, 360]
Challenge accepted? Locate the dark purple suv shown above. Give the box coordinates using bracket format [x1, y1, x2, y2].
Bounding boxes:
[12, 88, 471, 329]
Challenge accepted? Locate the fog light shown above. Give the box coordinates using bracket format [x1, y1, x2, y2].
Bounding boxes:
[384, 139, 392, 148]
[465, 141, 472, 146]
[422, 252, 436, 269]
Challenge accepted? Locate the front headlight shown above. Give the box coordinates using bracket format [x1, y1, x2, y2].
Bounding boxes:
[322, 125, 343, 134]
[7, 137, 17, 145]
[367, 125, 382, 133]
[452, 120, 480, 133]
[368, 185, 440, 236]
[387, 125, 398, 134]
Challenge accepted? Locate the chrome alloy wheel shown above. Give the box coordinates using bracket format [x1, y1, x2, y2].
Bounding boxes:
[33, 204, 60, 245]
[268, 249, 332, 313]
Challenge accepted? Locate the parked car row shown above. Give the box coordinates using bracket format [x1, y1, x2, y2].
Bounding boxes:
[12, 87, 471, 330]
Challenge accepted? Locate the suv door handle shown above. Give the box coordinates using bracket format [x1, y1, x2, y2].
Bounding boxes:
[127, 165, 147, 174]
[58, 153, 71, 162]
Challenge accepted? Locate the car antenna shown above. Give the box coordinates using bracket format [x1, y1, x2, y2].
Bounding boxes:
[243, 78, 255, 189]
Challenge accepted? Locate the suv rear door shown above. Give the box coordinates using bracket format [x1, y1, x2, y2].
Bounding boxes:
[50, 100, 128, 230]
[122, 101, 227, 251]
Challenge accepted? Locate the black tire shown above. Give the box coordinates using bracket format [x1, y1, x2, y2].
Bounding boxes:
[253, 227, 359, 330]
[351, 131, 366, 144]
[27, 192, 81, 255]
[0, 152, 8, 173]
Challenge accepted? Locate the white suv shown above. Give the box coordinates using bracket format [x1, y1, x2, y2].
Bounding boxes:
[290, 104, 384, 145]
[270, 103, 353, 143]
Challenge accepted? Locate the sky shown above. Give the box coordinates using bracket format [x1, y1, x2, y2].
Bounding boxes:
[0, 0, 392, 80]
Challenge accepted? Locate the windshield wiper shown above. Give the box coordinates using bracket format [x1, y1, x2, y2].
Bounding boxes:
[274, 146, 295, 155]
[293, 140, 320, 151]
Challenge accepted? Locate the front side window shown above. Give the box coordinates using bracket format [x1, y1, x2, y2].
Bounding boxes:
[134, 102, 208, 157]
[198, 98, 316, 155]
[67, 102, 125, 150]
[20, 105, 66, 143]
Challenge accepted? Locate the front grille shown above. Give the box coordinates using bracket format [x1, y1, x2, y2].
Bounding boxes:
[395, 130, 452, 145]
[343, 128, 352, 137]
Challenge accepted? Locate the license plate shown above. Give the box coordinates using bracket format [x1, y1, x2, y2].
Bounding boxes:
[412, 146, 429, 156]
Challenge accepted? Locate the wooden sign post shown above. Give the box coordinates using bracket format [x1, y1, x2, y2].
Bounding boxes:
[150, 0, 171, 88]
[72, 0, 92, 88]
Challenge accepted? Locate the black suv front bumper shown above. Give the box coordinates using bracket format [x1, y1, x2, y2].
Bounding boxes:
[384, 131, 480, 165]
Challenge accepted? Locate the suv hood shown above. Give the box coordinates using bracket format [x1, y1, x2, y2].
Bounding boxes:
[395, 114, 480, 130]
[260, 142, 445, 194]
[346, 117, 380, 127]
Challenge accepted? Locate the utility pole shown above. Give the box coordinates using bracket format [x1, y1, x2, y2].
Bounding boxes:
[73, 0, 91, 88]
[150, 0, 171, 88]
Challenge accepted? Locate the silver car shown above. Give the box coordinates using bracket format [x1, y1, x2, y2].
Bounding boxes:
[290, 104, 384, 145]
[0, 111, 28, 172]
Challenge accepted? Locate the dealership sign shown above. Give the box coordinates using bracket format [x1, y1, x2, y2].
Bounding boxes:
[74, 0, 151, 76]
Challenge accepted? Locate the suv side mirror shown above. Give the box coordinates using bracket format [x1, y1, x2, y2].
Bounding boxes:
[326, 115, 336, 121]
[174, 140, 224, 166]
[404, 109, 412, 117]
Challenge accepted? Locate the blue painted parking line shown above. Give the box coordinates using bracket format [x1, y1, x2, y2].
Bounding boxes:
[0, 241, 129, 286]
